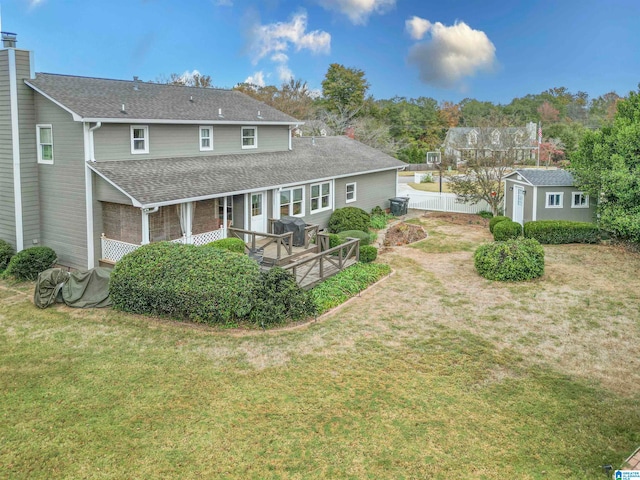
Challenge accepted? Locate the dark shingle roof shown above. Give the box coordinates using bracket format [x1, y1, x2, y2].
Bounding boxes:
[89, 136, 405, 207]
[512, 169, 575, 186]
[26, 73, 299, 124]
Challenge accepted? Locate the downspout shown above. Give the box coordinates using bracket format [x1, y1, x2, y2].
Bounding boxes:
[84, 122, 102, 268]
[141, 206, 160, 245]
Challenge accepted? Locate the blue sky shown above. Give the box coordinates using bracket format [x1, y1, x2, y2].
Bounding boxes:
[2, 0, 639, 104]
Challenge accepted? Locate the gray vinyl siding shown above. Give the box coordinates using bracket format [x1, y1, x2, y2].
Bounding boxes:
[16, 50, 40, 248]
[94, 176, 134, 205]
[0, 50, 16, 246]
[93, 124, 290, 161]
[278, 170, 398, 229]
[535, 186, 597, 222]
[232, 194, 245, 229]
[35, 93, 87, 269]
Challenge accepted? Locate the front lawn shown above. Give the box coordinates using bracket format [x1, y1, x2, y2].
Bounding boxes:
[1, 216, 639, 478]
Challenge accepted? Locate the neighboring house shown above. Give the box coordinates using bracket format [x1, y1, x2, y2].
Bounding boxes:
[503, 169, 596, 225]
[442, 122, 538, 165]
[0, 35, 404, 270]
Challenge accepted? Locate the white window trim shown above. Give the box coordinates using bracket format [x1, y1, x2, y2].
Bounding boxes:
[345, 182, 357, 203]
[310, 181, 332, 214]
[130, 125, 149, 154]
[241, 126, 258, 150]
[545, 192, 564, 208]
[571, 191, 589, 208]
[36, 124, 54, 164]
[199, 126, 213, 152]
[280, 186, 305, 217]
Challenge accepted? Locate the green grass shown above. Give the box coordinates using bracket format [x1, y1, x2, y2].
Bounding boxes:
[1, 240, 640, 478]
[408, 182, 453, 193]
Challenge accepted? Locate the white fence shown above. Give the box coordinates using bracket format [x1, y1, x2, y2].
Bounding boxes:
[406, 191, 493, 214]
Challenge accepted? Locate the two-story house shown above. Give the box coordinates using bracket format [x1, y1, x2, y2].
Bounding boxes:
[0, 34, 404, 270]
[443, 122, 538, 165]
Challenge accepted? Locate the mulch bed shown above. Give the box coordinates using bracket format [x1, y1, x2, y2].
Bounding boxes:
[422, 211, 490, 227]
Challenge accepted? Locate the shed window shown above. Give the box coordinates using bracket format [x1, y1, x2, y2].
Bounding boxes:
[546, 192, 563, 208]
[571, 192, 589, 208]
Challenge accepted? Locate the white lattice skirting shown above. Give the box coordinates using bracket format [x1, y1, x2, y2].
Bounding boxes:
[102, 228, 226, 262]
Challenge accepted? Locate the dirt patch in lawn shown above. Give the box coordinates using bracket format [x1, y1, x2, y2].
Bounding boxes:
[383, 222, 428, 246]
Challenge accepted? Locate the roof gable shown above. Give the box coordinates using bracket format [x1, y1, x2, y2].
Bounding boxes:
[26, 73, 300, 124]
[507, 169, 575, 187]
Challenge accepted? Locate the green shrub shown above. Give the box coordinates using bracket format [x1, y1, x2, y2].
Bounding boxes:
[523, 220, 600, 244]
[0, 239, 14, 272]
[493, 220, 523, 241]
[250, 268, 317, 327]
[110, 242, 260, 325]
[328, 207, 371, 234]
[328, 233, 343, 249]
[204, 237, 246, 253]
[359, 245, 378, 263]
[371, 206, 385, 216]
[370, 213, 391, 230]
[337, 230, 371, 246]
[489, 216, 509, 233]
[474, 238, 545, 282]
[310, 263, 391, 314]
[4, 246, 57, 281]
[478, 210, 493, 219]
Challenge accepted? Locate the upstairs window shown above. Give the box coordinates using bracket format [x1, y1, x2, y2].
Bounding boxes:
[242, 126, 257, 149]
[491, 130, 500, 145]
[131, 126, 149, 154]
[199, 126, 213, 151]
[546, 192, 563, 208]
[36, 124, 54, 164]
[311, 181, 332, 213]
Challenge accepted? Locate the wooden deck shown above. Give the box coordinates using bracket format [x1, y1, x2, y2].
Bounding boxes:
[228, 225, 360, 288]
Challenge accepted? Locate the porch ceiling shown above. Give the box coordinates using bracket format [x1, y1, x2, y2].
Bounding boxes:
[88, 136, 405, 207]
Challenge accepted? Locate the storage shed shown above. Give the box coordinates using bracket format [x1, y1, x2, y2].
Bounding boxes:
[503, 169, 597, 225]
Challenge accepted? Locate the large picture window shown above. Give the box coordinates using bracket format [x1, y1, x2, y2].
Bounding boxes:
[131, 125, 149, 154]
[36, 124, 54, 164]
[310, 181, 332, 213]
[242, 126, 257, 149]
[280, 187, 304, 217]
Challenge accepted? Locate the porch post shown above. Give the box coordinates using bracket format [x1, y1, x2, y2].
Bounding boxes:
[223, 196, 228, 237]
[184, 202, 193, 244]
[141, 208, 150, 245]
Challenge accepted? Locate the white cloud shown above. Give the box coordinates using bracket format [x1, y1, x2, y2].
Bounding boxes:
[179, 69, 202, 84]
[405, 16, 431, 40]
[245, 71, 266, 87]
[28, 0, 45, 9]
[406, 19, 497, 89]
[249, 11, 331, 64]
[277, 64, 294, 83]
[271, 53, 289, 64]
[314, 0, 395, 25]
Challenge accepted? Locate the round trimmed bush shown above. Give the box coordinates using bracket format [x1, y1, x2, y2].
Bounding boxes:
[250, 267, 317, 327]
[4, 246, 57, 281]
[328, 207, 370, 234]
[493, 220, 522, 241]
[0, 239, 14, 272]
[489, 216, 509, 233]
[359, 245, 378, 263]
[337, 230, 372, 246]
[110, 242, 260, 324]
[474, 238, 545, 281]
[478, 210, 494, 219]
[204, 237, 246, 253]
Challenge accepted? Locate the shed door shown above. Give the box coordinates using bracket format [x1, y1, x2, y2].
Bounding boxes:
[513, 186, 525, 225]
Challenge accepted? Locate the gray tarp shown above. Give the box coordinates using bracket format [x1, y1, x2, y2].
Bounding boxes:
[34, 267, 112, 309]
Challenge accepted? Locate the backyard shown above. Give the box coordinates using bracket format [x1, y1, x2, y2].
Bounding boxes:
[1, 213, 639, 479]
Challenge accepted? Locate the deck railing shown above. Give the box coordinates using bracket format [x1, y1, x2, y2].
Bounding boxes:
[227, 227, 294, 260]
[282, 237, 360, 289]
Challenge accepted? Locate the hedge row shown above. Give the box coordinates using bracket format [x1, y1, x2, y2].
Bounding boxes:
[523, 220, 600, 244]
[110, 242, 315, 326]
[310, 262, 391, 314]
